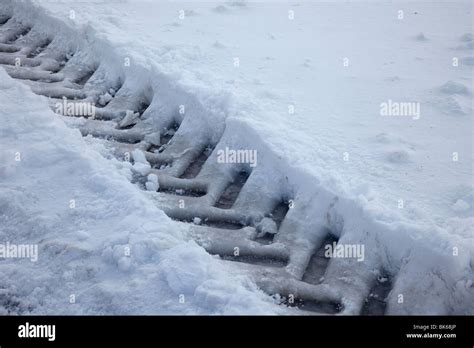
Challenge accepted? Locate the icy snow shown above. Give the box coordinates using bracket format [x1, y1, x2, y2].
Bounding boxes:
[119, 109, 140, 128]
[131, 149, 151, 175]
[144, 132, 161, 146]
[2, 0, 473, 314]
[132, 162, 151, 176]
[439, 81, 470, 95]
[256, 217, 278, 237]
[98, 92, 113, 106]
[145, 173, 159, 191]
[0, 69, 282, 314]
[131, 149, 147, 164]
[452, 199, 470, 212]
[36, 0, 473, 229]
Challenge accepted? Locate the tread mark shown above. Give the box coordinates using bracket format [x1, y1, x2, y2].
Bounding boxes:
[215, 170, 251, 209]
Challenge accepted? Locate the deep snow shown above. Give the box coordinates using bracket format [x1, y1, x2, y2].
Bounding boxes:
[0, 0, 472, 314]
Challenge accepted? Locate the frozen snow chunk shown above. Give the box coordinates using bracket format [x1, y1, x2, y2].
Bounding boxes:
[147, 173, 158, 184]
[144, 132, 161, 146]
[452, 199, 470, 212]
[164, 128, 176, 137]
[157, 242, 211, 295]
[439, 81, 470, 95]
[193, 217, 202, 225]
[194, 279, 233, 309]
[98, 92, 113, 106]
[145, 181, 158, 191]
[131, 242, 154, 264]
[256, 217, 278, 237]
[76, 230, 89, 241]
[131, 149, 147, 164]
[132, 162, 151, 176]
[145, 174, 159, 191]
[119, 110, 140, 128]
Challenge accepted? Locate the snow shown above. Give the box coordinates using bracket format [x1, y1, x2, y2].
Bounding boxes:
[132, 162, 151, 176]
[131, 149, 152, 175]
[33, 0, 472, 227]
[98, 92, 113, 106]
[439, 80, 471, 95]
[256, 217, 278, 237]
[145, 173, 159, 191]
[0, 68, 282, 314]
[452, 199, 470, 212]
[144, 132, 161, 146]
[131, 149, 148, 164]
[1, 0, 472, 314]
[119, 109, 140, 128]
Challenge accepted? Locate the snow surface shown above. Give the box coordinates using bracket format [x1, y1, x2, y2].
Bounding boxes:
[34, 0, 473, 230]
[1, 0, 473, 314]
[0, 68, 284, 314]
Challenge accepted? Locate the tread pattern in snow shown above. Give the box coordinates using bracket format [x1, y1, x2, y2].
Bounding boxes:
[0, 15, 393, 315]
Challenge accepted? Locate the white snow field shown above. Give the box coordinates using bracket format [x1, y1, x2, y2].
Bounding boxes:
[0, 0, 472, 314]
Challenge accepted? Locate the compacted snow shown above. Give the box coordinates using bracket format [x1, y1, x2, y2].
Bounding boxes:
[0, 0, 472, 314]
[0, 68, 284, 314]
